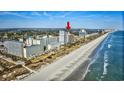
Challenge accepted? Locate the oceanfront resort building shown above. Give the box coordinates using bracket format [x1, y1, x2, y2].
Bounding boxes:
[0, 28, 110, 59]
[2, 35, 60, 59]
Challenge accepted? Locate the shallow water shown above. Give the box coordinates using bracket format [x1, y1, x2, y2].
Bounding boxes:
[84, 31, 124, 81]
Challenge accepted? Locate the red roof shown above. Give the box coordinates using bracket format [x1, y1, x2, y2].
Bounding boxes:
[66, 21, 71, 31]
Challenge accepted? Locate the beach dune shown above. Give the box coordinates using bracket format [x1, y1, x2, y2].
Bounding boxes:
[24, 33, 108, 81]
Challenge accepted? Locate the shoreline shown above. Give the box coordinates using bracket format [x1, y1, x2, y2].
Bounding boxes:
[23, 33, 109, 81]
[64, 37, 106, 81]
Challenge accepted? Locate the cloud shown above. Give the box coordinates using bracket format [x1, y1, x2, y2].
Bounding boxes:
[31, 12, 41, 16]
[58, 12, 72, 18]
[0, 12, 32, 19]
[0, 11, 73, 20]
[41, 11, 73, 20]
[43, 11, 51, 17]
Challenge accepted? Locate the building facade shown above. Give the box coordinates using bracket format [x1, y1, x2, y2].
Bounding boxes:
[3, 35, 60, 59]
[4, 41, 24, 57]
[59, 30, 70, 45]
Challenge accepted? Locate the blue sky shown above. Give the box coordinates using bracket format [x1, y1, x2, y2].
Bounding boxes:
[0, 11, 123, 29]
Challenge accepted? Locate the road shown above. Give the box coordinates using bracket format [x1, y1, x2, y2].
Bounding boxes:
[24, 33, 108, 81]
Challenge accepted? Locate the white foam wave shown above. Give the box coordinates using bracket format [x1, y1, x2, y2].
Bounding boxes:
[82, 35, 110, 80]
[102, 51, 109, 75]
[108, 44, 112, 48]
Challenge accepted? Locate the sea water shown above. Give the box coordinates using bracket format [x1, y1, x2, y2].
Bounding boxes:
[84, 31, 124, 81]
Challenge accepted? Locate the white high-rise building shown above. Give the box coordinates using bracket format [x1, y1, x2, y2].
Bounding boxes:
[4, 41, 24, 57]
[59, 30, 70, 45]
[3, 35, 60, 59]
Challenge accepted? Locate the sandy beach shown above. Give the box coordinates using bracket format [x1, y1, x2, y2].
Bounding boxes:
[24, 33, 109, 81]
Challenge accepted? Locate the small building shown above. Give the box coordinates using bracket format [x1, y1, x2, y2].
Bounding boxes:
[79, 29, 87, 37]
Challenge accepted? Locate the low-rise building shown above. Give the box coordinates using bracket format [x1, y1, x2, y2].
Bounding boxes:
[79, 29, 87, 37]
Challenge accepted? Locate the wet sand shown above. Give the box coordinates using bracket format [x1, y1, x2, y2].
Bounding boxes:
[64, 39, 105, 81]
[24, 33, 108, 81]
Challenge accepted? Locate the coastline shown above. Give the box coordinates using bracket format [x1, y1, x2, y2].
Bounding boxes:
[64, 36, 106, 81]
[24, 33, 109, 81]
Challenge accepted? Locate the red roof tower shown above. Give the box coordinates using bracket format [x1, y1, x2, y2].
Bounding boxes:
[66, 21, 71, 31]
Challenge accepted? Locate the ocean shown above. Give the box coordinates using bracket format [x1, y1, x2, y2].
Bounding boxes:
[84, 31, 124, 81]
[64, 31, 124, 81]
